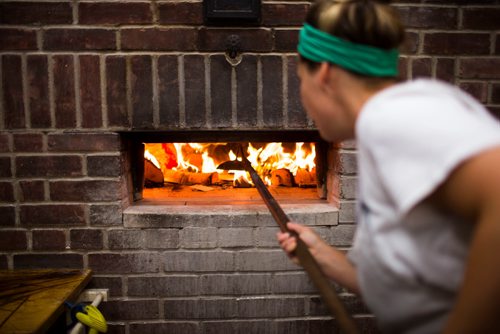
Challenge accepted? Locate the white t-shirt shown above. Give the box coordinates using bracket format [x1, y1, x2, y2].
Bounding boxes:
[348, 79, 500, 334]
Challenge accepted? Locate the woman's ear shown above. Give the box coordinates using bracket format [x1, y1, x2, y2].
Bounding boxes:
[316, 62, 335, 94]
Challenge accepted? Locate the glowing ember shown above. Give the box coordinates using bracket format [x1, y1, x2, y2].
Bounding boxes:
[144, 142, 316, 187]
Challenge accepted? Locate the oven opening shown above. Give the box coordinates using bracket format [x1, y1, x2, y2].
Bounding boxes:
[126, 131, 334, 206]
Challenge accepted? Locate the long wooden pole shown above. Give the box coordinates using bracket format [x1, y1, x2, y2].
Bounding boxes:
[240, 155, 359, 334]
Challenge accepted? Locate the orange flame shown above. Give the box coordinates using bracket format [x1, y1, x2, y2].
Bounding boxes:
[144, 142, 316, 186]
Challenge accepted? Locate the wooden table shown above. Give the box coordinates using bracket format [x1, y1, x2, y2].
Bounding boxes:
[0, 269, 92, 334]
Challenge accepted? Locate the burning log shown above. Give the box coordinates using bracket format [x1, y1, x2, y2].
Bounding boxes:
[185, 172, 214, 185]
[164, 169, 185, 184]
[144, 159, 164, 187]
[271, 169, 293, 187]
[211, 171, 234, 184]
[163, 169, 216, 186]
[295, 167, 317, 188]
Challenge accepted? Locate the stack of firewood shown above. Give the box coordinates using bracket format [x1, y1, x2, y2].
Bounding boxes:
[144, 158, 316, 188]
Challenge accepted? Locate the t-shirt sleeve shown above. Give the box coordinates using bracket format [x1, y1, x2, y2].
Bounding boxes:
[357, 93, 500, 216]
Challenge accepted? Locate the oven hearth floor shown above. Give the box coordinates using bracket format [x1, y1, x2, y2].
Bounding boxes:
[124, 187, 339, 228]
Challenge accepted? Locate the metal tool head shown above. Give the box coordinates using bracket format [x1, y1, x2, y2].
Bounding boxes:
[216, 159, 245, 171]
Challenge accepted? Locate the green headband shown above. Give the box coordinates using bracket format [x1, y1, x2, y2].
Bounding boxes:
[298, 23, 399, 77]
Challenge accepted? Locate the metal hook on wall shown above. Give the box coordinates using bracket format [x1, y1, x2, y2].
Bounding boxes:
[225, 34, 243, 67]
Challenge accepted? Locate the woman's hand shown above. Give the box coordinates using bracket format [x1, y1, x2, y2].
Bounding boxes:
[277, 222, 328, 266]
[277, 221, 360, 294]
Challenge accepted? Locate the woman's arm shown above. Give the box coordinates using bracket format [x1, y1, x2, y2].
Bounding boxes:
[277, 222, 360, 294]
[429, 147, 500, 333]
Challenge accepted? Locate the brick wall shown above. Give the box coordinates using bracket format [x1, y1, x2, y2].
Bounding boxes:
[1, 1, 499, 333]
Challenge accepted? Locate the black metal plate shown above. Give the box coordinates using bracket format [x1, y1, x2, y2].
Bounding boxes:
[204, 0, 261, 24]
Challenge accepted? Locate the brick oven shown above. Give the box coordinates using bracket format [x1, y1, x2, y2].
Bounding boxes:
[1, 1, 499, 333]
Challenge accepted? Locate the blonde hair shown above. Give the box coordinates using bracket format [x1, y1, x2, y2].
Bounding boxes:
[302, 0, 405, 78]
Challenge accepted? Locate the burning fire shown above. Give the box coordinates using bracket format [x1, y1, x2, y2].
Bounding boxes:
[144, 142, 316, 187]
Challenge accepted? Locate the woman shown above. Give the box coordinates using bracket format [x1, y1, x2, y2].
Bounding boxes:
[277, 0, 500, 333]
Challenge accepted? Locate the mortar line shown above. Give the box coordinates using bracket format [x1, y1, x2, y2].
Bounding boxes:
[0, 56, 4, 130]
[179, 55, 186, 127]
[21, 54, 30, 129]
[100, 55, 108, 128]
[491, 32, 496, 56]
[205, 55, 212, 128]
[152, 55, 160, 128]
[231, 67, 237, 127]
[126, 57, 133, 128]
[72, 0, 78, 25]
[257, 56, 263, 127]
[74, 55, 82, 129]
[282, 55, 289, 128]
[48, 55, 56, 128]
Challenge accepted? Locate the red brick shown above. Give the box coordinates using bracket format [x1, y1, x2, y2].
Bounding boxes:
[0, 206, 15, 226]
[459, 58, 500, 80]
[19, 180, 45, 202]
[0, 2, 72, 25]
[108, 230, 143, 250]
[412, 57, 432, 79]
[79, 2, 152, 25]
[121, 28, 197, 51]
[20, 204, 85, 226]
[274, 29, 299, 52]
[88, 253, 160, 274]
[198, 28, 273, 52]
[398, 57, 409, 80]
[105, 56, 129, 127]
[236, 55, 258, 127]
[89, 204, 123, 226]
[261, 56, 283, 126]
[459, 82, 488, 103]
[13, 133, 44, 152]
[287, 56, 308, 127]
[131, 56, 153, 128]
[158, 2, 203, 25]
[401, 32, 419, 55]
[130, 323, 197, 333]
[100, 300, 159, 321]
[0, 230, 27, 251]
[0, 134, 10, 152]
[87, 276, 123, 297]
[27, 55, 51, 128]
[53, 55, 76, 128]
[50, 180, 123, 201]
[44, 29, 116, 51]
[87, 155, 121, 177]
[184, 55, 206, 127]
[14, 253, 83, 269]
[70, 229, 103, 250]
[262, 3, 309, 26]
[48, 133, 120, 152]
[435, 58, 455, 83]
[80, 55, 102, 128]
[0, 157, 12, 177]
[423, 33, 490, 56]
[0, 182, 15, 202]
[210, 55, 232, 128]
[491, 83, 500, 104]
[32, 230, 66, 250]
[398, 6, 457, 29]
[488, 106, 500, 120]
[0, 29, 37, 51]
[2, 55, 26, 129]
[158, 56, 180, 127]
[16, 155, 82, 178]
[462, 7, 500, 30]
[0, 255, 7, 269]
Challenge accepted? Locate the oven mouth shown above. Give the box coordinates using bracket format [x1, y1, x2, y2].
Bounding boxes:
[123, 130, 332, 206]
